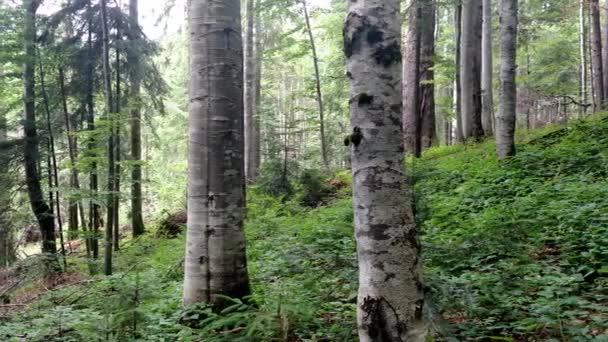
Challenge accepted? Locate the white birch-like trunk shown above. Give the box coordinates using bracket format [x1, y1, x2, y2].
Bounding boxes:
[496, 0, 518, 159]
[481, 0, 494, 135]
[183, 0, 250, 306]
[344, 1, 426, 340]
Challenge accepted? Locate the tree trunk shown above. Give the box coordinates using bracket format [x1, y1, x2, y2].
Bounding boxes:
[496, 0, 518, 159]
[603, 0, 608, 102]
[101, 0, 115, 276]
[58, 68, 82, 241]
[86, 0, 100, 260]
[419, 0, 436, 151]
[22, 0, 57, 256]
[0, 108, 14, 267]
[129, 0, 145, 237]
[590, 0, 604, 111]
[244, 0, 258, 182]
[580, 0, 588, 117]
[254, 0, 262, 175]
[454, 3, 464, 142]
[302, 0, 329, 170]
[114, 24, 121, 252]
[481, 0, 494, 135]
[461, 0, 484, 140]
[183, 0, 250, 306]
[344, 0, 426, 340]
[403, 0, 421, 156]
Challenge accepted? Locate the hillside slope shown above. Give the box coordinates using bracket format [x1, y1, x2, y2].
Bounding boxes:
[2, 116, 608, 341]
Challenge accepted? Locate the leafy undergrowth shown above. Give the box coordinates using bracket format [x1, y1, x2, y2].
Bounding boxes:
[3, 116, 608, 341]
[417, 115, 608, 341]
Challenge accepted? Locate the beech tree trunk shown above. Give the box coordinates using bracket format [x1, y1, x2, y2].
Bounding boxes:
[481, 0, 494, 135]
[419, 0, 436, 151]
[454, 3, 464, 142]
[403, 0, 421, 156]
[603, 0, 608, 102]
[590, 0, 604, 111]
[183, 0, 250, 306]
[580, 0, 588, 117]
[344, 0, 426, 340]
[461, 0, 484, 139]
[302, 0, 329, 170]
[496, 0, 518, 158]
[244, 0, 258, 182]
[129, 0, 145, 237]
[254, 0, 262, 173]
[22, 0, 57, 256]
[101, 0, 115, 276]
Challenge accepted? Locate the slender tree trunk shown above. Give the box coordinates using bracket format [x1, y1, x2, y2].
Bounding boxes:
[344, 0, 426, 339]
[580, 0, 588, 117]
[254, 0, 262, 173]
[481, 0, 494, 135]
[461, 0, 483, 139]
[22, 0, 57, 257]
[590, 0, 604, 111]
[454, 3, 464, 142]
[302, 0, 329, 170]
[603, 0, 608, 101]
[114, 25, 121, 252]
[129, 0, 145, 237]
[496, 0, 518, 159]
[101, 0, 115, 276]
[0, 108, 14, 267]
[183, 0, 250, 306]
[244, 0, 258, 182]
[86, 1, 100, 259]
[419, 0, 436, 151]
[58, 68, 82, 241]
[403, 0, 421, 156]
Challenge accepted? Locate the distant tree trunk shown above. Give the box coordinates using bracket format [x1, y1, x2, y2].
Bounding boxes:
[86, 0, 100, 259]
[496, 0, 518, 158]
[403, 0, 421, 156]
[419, 0, 436, 151]
[58, 68, 82, 241]
[22, 0, 57, 257]
[129, 0, 145, 237]
[454, 3, 464, 142]
[245, 0, 258, 182]
[580, 0, 588, 117]
[344, 0, 427, 340]
[0, 106, 15, 267]
[461, 0, 483, 139]
[603, 0, 608, 102]
[183, 0, 250, 306]
[114, 24, 121, 251]
[254, 0, 262, 172]
[590, 0, 604, 111]
[101, 0, 115, 276]
[302, 0, 329, 170]
[481, 0, 494, 135]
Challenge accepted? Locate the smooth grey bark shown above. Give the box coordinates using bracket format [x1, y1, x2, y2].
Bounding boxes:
[460, 0, 484, 139]
[603, 0, 608, 102]
[419, 0, 436, 151]
[481, 0, 494, 135]
[114, 31, 121, 251]
[22, 0, 57, 256]
[590, 0, 604, 111]
[101, 0, 115, 276]
[403, 0, 421, 156]
[344, 0, 426, 340]
[129, 0, 145, 237]
[580, 0, 588, 117]
[496, 0, 518, 159]
[183, 0, 250, 306]
[244, 0, 258, 182]
[0, 99, 15, 267]
[254, 0, 262, 173]
[302, 0, 329, 170]
[454, 3, 464, 142]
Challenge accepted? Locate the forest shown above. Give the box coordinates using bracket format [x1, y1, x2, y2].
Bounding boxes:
[0, 0, 607, 340]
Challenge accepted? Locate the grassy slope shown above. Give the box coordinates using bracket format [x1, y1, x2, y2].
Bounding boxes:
[2, 116, 608, 341]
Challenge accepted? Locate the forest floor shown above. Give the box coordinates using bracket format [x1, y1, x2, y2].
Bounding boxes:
[1, 115, 608, 341]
